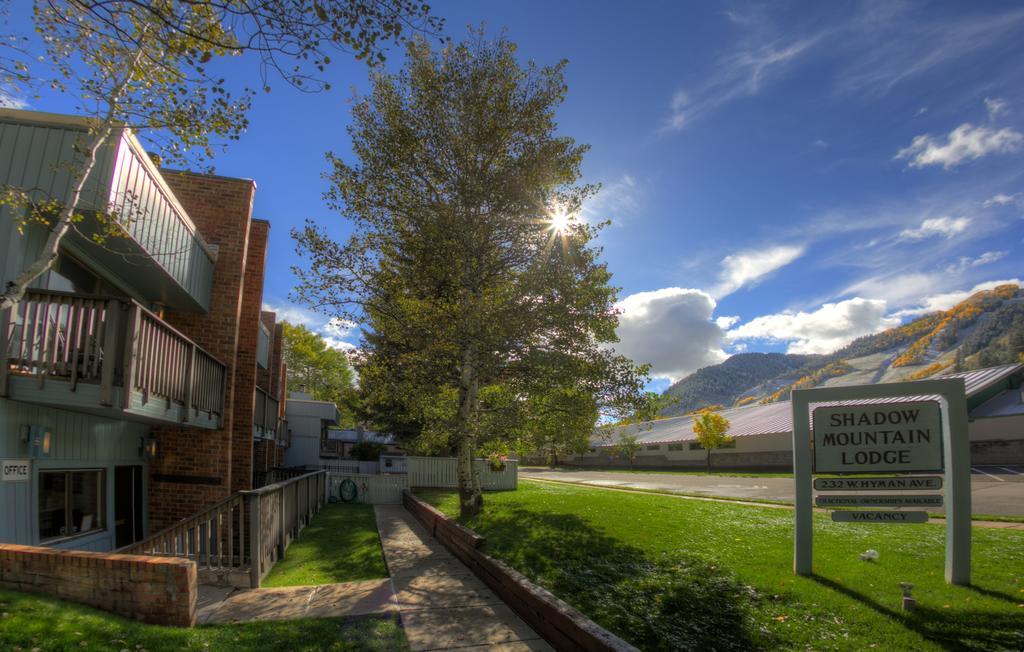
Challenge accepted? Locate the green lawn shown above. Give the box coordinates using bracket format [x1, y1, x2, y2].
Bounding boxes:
[263, 502, 389, 587]
[0, 588, 406, 651]
[419, 481, 1024, 651]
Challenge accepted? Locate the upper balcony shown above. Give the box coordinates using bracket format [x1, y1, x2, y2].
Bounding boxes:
[254, 386, 280, 440]
[0, 110, 216, 312]
[0, 289, 226, 428]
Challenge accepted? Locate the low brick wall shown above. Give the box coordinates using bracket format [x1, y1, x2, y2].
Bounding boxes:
[402, 491, 637, 652]
[0, 544, 197, 627]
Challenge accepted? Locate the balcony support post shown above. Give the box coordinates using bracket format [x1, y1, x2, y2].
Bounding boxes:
[121, 304, 140, 410]
[0, 306, 10, 397]
[183, 342, 196, 423]
[99, 300, 120, 406]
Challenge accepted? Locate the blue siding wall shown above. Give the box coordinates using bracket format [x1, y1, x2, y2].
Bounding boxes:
[0, 398, 150, 551]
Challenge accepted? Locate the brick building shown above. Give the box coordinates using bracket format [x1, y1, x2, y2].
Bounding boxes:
[0, 109, 288, 549]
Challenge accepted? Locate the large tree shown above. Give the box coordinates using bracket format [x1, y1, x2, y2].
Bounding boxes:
[0, 0, 442, 309]
[281, 321, 356, 420]
[293, 32, 649, 516]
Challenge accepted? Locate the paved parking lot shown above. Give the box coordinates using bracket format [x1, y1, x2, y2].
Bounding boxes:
[520, 466, 1024, 516]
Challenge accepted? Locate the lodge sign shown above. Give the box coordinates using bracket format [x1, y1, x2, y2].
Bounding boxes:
[816, 494, 943, 508]
[813, 401, 943, 474]
[1, 459, 30, 482]
[831, 510, 929, 524]
[814, 476, 943, 491]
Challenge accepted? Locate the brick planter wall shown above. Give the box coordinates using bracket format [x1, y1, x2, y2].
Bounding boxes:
[0, 544, 197, 627]
[402, 491, 637, 652]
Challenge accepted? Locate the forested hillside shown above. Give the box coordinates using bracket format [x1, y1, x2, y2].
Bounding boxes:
[660, 352, 821, 416]
[659, 283, 1024, 416]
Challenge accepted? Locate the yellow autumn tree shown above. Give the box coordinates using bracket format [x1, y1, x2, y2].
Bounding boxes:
[692, 408, 732, 473]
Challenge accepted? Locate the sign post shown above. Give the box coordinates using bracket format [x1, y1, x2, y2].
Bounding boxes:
[791, 378, 971, 585]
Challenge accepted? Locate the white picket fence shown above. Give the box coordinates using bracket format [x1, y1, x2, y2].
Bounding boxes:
[406, 456, 518, 491]
[327, 473, 409, 504]
[324, 456, 518, 504]
[319, 460, 382, 475]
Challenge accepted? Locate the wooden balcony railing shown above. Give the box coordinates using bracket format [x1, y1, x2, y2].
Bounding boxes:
[120, 470, 326, 588]
[254, 387, 280, 439]
[0, 289, 226, 424]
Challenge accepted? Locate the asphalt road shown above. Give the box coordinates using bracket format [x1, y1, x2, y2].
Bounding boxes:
[519, 465, 1024, 517]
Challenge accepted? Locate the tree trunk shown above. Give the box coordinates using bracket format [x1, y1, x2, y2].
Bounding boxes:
[0, 124, 112, 309]
[706, 448, 711, 473]
[455, 347, 482, 518]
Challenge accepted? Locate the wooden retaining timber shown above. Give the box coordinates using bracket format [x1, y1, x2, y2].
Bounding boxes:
[402, 491, 638, 652]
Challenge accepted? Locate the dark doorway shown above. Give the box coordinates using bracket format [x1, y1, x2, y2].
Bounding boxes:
[114, 465, 144, 548]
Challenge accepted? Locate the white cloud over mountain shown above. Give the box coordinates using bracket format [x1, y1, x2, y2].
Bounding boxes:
[713, 244, 804, 297]
[898, 216, 970, 240]
[612, 288, 728, 381]
[896, 123, 1023, 169]
[727, 297, 899, 355]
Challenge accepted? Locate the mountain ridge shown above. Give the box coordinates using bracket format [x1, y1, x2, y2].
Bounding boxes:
[660, 283, 1024, 416]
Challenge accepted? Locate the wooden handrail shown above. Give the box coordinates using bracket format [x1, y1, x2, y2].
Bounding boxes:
[2, 289, 227, 420]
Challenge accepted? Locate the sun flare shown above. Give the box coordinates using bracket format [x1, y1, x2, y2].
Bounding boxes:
[547, 207, 574, 234]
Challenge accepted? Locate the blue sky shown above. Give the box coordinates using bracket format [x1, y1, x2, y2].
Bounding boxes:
[8, 1, 1024, 392]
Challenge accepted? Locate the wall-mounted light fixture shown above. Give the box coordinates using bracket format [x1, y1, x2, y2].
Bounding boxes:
[139, 436, 158, 461]
[21, 425, 52, 459]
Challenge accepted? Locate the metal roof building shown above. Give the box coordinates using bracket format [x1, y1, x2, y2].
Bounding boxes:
[597, 363, 1024, 447]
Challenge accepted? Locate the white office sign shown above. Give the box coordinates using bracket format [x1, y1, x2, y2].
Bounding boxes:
[814, 476, 942, 491]
[831, 510, 929, 524]
[813, 400, 943, 474]
[1, 459, 31, 482]
[816, 494, 943, 508]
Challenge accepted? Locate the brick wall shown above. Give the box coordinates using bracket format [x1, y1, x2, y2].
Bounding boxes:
[232, 219, 270, 492]
[0, 544, 197, 627]
[148, 172, 256, 529]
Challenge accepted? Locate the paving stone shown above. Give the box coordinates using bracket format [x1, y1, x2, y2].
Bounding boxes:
[392, 572, 501, 610]
[374, 505, 549, 651]
[399, 604, 549, 651]
[305, 579, 396, 618]
[201, 586, 317, 623]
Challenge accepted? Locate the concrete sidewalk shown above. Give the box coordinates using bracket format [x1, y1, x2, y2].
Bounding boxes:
[375, 504, 553, 651]
[197, 579, 395, 624]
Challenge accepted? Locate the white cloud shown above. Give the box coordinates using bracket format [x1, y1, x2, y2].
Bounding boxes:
[898, 216, 971, 240]
[0, 91, 27, 110]
[896, 123, 1023, 169]
[945, 251, 1007, 273]
[664, 91, 689, 131]
[613, 288, 728, 381]
[812, 139, 828, 148]
[713, 244, 805, 297]
[262, 301, 321, 328]
[323, 317, 356, 338]
[581, 174, 640, 223]
[983, 192, 1019, 207]
[891, 278, 1022, 318]
[661, 33, 822, 132]
[728, 298, 899, 355]
[985, 97, 1009, 119]
[715, 315, 740, 329]
[263, 301, 360, 350]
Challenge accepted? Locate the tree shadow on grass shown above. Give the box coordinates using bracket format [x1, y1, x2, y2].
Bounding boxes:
[810, 575, 1024, 652]
[467, 506, 770, 651]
